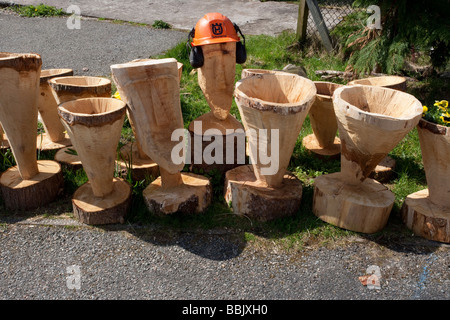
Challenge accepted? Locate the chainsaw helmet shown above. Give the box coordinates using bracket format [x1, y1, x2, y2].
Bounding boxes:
[187, 12, 247, 68]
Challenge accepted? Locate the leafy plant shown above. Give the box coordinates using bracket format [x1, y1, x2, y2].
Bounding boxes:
[152, 20, 171, 29]
[9, 4, 67, 17]
[331, 0, 450, 75]
[422, 100, 450, 127]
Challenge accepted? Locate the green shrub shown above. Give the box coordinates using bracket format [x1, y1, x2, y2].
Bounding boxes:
[331, 0, 450, 75]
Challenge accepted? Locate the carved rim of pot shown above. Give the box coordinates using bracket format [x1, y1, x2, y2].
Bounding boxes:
[333, 85, 422, 131]
[241, 68, 291, 79]
[40, 68, 73, 83]
[0, 52, 42, 72]
[348, 75, 406, 91]
[418, 118, 450, 136]
[58, 97, 126, 127]
[234, 73, 316, 115]
[48, 76, 111, 94]
[314, 81, 344, 102]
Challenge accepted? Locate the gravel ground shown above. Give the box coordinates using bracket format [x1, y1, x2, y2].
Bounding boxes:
[0, 10, 187, 76]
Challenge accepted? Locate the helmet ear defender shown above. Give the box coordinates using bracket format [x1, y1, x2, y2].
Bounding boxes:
[187, 23, 247, 68]
[187, 28, 205, 69]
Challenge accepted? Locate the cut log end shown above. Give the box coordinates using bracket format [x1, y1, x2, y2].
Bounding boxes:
[224, 165, 303, 222]
[116, 160, 159, 182]
[143, 173, 212, 216]
[302, 134, 341, 159]
[36, 133, 72, 151]
[369, 155, 396, 183]
[401, 189, 450, 243]
[54, 147, 82, 169]
[313, 172, 395, 233]
[72, 178, 131, 225]
[116, 142, 160, 181]
[0, 160, 63, 211]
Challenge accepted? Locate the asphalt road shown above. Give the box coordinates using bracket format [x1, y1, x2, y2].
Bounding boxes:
[0, 9, 187, 76]
[0, 9, 449, 304]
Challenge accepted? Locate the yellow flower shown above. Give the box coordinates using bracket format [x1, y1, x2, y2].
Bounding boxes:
[441, 112, 450, 124]
[434, 100, 448, 111]
[422, 105, 428, 113]
[113, 91, 121, 100]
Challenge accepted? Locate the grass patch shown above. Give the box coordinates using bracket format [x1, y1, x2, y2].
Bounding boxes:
[0, 30, 447, 251]
[7, 4, 67, 17]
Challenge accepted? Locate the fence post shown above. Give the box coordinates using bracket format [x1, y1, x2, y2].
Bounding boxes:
[296, 0, 309, 41]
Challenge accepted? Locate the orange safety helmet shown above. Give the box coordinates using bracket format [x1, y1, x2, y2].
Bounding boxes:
[191, 12, 240, 47]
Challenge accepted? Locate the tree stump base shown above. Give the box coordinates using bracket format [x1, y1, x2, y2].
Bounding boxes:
[54, 146, 82, 169]
[143, 173, 212, 215]
[72, 178, 131, 225]
[401, 189, 450, 243]
[36, 132, 72, 151]
[313, 172, 395, 233]
[116, 142, 159, 181]
[302, 133, 340, 159]
[0, 160, 63, 210]
[369, 155, 396, 183]
[224, 165, 303, 222]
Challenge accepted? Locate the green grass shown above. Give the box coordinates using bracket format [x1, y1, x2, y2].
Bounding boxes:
[0, 30, 448, 251]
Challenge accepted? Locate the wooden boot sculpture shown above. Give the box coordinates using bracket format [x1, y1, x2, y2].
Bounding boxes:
[225, 73, 316, 221]
[348, 75, 407, 181]
[187, 13, 247, 174]
[401, 119, 450, 243]
[0, 53, 63, 210]
[116, 59, 182, 182]
[313, 85, 422, 233]
[111, 58, 212, 215]
[37, 68, 73, 151]
[302, 82, 343, 159]
[58, 97, 130, 224]
[49, 76, 111, 167]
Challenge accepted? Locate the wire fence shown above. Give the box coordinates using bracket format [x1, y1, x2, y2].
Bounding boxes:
[306, 0, 354, 35]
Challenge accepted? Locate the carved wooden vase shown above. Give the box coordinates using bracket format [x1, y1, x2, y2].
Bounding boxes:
[401, 119, 450, 243]
[0, 52, 63, 210]
[37, 68, 73, 151]
[313, 85, 422, 233]
[58, 97, 130, 224]
[302, 81, 343, 158]
[225, 72, 316, 221]
[49, 75, 111, 167]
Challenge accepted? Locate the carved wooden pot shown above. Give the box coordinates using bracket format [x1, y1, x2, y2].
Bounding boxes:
[313, 85, 422, 233]
[49, 76, 111, 167]
[111, 58, 211, 215]
[302, 81, 343, 158]
[225, 73, 316, 221]
[0, 52, 63, 210]
[37, 68, 73, 150]
[58, 97, 130, 224]
[401, 119, 450, 243]
[348, 75, 407, 181]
